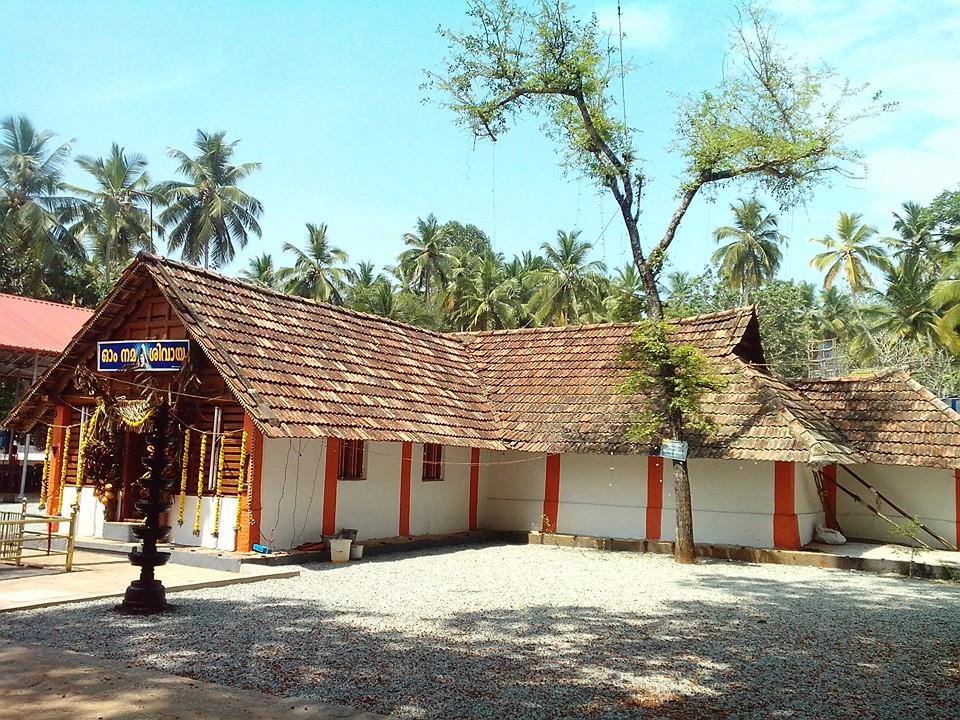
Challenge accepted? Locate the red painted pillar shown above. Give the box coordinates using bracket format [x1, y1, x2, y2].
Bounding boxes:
[322, 438, 340, 536]
[773, 461, 801, 550]
[46, 405, 70, 527]
[542, 454, 561, 533]
[646, 456, 664, 540]
[399, 442, 412, 536]
[822, 463, 839, 530]
[468, 448, 480, 531]
[236, 413, 263, 551]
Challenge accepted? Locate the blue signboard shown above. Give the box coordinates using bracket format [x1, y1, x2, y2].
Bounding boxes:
[97, 340, 190, 372]
[660, 439, 688, 462]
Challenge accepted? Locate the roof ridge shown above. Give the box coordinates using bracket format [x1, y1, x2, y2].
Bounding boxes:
[451, 305, 756, 339]
[138, 253, 464, 348]
[0, 292, 94, 312]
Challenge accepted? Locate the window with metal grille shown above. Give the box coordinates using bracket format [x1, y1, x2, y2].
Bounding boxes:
[422, 443, 443, 481]
[338, 439, 365, 480]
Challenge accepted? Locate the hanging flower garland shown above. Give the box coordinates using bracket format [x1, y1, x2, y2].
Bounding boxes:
[211, 435, 227, 538]
[193, 433, 207, 536]
[55, 424, 72, 516]
[38, 426, 53, 510]
[176, 429, 191, 526]
[72, 404, 102, 512]
[233, 429, 249, 532]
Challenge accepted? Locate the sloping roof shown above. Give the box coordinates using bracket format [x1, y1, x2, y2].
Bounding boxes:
[0, 293, 92, 355]
[455, 311, 860, 463]
[7, 255, 959, 468]
[792, 371, 960, 469]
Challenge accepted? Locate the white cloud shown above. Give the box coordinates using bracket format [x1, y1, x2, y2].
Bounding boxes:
[595, 2, 675, 49]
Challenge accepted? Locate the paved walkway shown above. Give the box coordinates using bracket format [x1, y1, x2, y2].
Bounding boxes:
[0, 641, 388, 719]
[0, 549, 297, 612]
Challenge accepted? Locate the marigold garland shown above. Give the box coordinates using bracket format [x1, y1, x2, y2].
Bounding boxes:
[211, 436, 227, 538]
[38, 427, 53, 510]
[56, 424, 72, 515]
[234, 429, 249, 532]
[193, 433, 207, 536]
[176, 429, 191, 526]
[73, 404, 102, 512]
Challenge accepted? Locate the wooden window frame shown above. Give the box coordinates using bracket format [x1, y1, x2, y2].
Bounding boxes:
[338, 439, 366, 481]
[421, 443, 444, 482]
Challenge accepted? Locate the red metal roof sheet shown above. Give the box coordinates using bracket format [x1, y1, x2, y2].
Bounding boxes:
[0, 292, 93, 355]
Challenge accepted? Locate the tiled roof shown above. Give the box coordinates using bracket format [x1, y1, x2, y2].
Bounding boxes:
[455, 313, 859, 463]
[7, 255, 960, 468]
[792, 371, 960, 469]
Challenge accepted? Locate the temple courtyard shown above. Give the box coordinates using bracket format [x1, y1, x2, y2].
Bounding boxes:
[2, 544, 959, 719]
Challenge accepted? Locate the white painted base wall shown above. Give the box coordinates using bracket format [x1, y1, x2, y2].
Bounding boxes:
[260, 437, 328, 549]
[62, 487, 239, 551]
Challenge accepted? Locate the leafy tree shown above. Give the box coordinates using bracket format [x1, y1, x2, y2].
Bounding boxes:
[157, 130, 262, 269]
[887, 201, 940, 262]
[430, 0, 886, 562]
[528, 229, 605, 326]
[442, 220, 491, 255]
[865, 255, 940, 346]
[926, 187, 960, 242]
[65, 143, 159, 285]
[398, 214, 455, 296]
[279, 223, 349, 304]
[810, 212, 889, 293]
[711, 199, 785, 303]
[240, 253, 281, 289]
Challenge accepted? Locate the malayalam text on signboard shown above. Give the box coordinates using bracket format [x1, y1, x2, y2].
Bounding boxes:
[97, 340, 190, 372]
[660, 439, 688, 461]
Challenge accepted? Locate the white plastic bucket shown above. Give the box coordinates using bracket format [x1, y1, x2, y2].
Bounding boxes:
[350, 543, 364, 560]
[330, 538, 352, 564]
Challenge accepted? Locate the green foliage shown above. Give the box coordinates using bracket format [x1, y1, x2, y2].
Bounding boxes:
[810, 212, 889, 293]
[617, 320, 727, 443]
[278, 223, 348, 304]
[711, 198, 785, 302]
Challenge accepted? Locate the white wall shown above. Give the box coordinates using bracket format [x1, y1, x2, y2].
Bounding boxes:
[479, 450, 547, 532]
[795, 465, 825, 546]
[554, 454, 647, 539]
[168, 496, 238, 551]
[685, 459, 775, 548]
[836, 464, 957, 547]
[60, 486, 105, 538]
[260, 437, 327, 550]
[336, 441, 402, 541]
[409, 444, 471, 535]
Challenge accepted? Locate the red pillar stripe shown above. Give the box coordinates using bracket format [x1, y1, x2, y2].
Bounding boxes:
[237, 413, 263, 551]
[773, 460, 801, 550]
[399, 442, 412, 536]
[46, 404, 70, 530]
[822, 463, 839, 530]
[645, 456, 664, 541]
[468, 447, 480, 531]
[542, 454, 561, 533]
[322, 438, 340, 536]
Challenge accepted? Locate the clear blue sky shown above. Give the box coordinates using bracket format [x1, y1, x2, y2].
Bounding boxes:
[2, 1, 958, 286]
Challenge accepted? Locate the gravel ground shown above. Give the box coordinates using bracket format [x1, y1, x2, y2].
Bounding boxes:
[3, 544, 959, 719]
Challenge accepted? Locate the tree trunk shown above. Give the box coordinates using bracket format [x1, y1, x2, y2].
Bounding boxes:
[670, 416, 697, 563]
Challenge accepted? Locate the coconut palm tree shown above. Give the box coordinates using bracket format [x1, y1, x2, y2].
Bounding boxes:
[398, 214, 454, 296]
[810, 212, 889, 294]
[813, 286, 855, 340]
[279, 222, 348, 304]
[446, 249, 518, 330]
[65, 143, 160, 285]
[157, 130, 262, 269]
[711, 199, 785, 303]
[0, 116, 82, 295]
[864, 255, 940, 346]
[240, 253, 281, 289]
[886, 201, 940, 262]
[528, 229, 606, 326]
[605, 264, 646, 321]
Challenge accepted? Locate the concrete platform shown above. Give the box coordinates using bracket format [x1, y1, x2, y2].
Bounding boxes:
[0, 641, 388, 719]
[527, 531, 960, 581]
[0, 549, 298, 612]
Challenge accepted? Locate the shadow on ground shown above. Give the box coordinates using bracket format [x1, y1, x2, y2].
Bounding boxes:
[2, 549, 959, 720]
